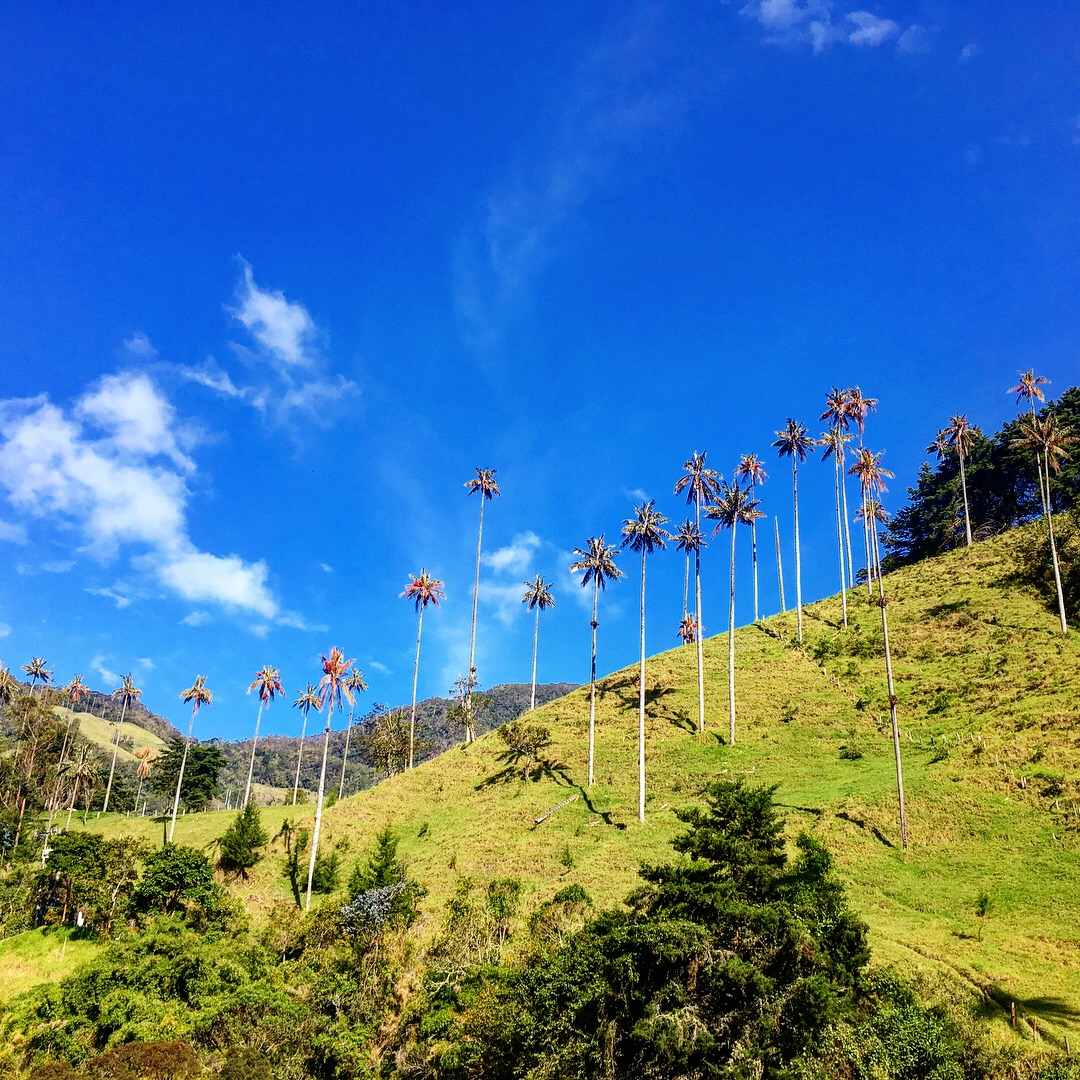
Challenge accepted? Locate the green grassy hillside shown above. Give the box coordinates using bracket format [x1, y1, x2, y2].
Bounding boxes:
[51, 708, 170, 764]
[54, 527, 1080, 1042]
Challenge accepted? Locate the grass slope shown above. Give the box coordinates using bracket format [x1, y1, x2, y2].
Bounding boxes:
[51, 708, 170, 764]
[41, 528, 1080, 1042]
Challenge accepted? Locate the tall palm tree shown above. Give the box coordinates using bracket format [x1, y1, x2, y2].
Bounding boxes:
[338, 668, 369, 798]
[22, 657, 52, 698]
[1010, 370, 1052, 516]
[844, 387, 878, 594]
[307, 646, 356, 911]
[0, 664, 16, 705]
[402, 570, 446, 767]
[244, 665, 284, 807]
[821, 387, 856, 586]
[674, 451, 722, 734]
[173, 675, 212, 841]
[733, 454, 768, 622]
[819, 428, 852, 627]
[850, 450, 894, 582]
[65, 745, 98, 831]
[522, 575, 555, 712]
[102, 674, 142, 813]
[621, 500, 671, 824]
[677, 613, 698, 644]
[570, 535, 624, 787]
[57, 675, 91, 784]
[291, 684, 321, 806]
[772, 419, 815, 642]
[706, 479, 761, 745]
[944, 414, 975, 546]
[673, 520, 706, 635]
[464, 467, 500, 741]
[850, 448, 907, 849]
[1013, 415, 1076, 635]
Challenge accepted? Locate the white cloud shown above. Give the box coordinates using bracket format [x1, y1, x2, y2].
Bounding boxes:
[40, 560, 74, 573]
[275, 610, 329, 633]
[232, 261, 316, 368]
[0, 622, 10, 639]
[0, 519, 27, 544]
[181, 610, 213, 627]
[319, 562, 334, 573]
[90, 655, 121, 688]
[847, 11, 898, 46]
[960, 41, 978, 61]
[123, 331, 158, 358]
[174, 360, 252, 402]
[368, 659, 390, 675]
[86, 586, 132, 609]
[624, 488, 649, 503]
[137, 657, 155, 671]
[482, 531, 541, 575]
[479, 580, 530, 626]
[0, 375, 283, 620]
[897, 24, 932, 54]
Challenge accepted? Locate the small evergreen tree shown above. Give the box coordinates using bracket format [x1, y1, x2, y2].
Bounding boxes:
[217, 801, 269, 879]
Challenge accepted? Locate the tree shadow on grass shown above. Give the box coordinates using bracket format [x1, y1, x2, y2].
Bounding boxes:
[835, 809, 896, 848]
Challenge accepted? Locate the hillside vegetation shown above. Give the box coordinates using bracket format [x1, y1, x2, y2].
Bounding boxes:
[51, 525, 1080, 1048]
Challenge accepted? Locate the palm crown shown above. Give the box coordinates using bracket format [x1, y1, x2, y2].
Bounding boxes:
[22, 657, 52, 691]
[294, 683, 322, 718]
[621, 500, 671, 555]
[849, 447, 894, 495]
[772, 419, 814, 462]
[522, 575, 555, 612]
[674, 451, 722, 508]
[706, 479, 761, 532]
[402, 570, 446, 611]
[820, 386, 852, 429]
[844, 386, 878, 435]
[180, 674, 213, 714]
[1013, 415, 1076, 475]
[570, 535, 624, 590]
[733, 452, 768, 487]
[674, 519, 705, 554]
[465, 468, 500, 500]
[112, 674, 142, 709]
[318, 646, 357, 716]
[945, 414, 975, 457]
[1010, 370, 1050, 408]
[63, 674, 89, 707]
[248, 665, 284, 706]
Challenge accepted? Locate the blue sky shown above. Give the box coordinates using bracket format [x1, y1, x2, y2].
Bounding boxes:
[1, 2, 1077, 741]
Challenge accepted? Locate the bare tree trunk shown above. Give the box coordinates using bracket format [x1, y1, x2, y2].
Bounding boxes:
[728, 524, 737, 746]
[306, 709, 334, 911]
[530, 606, 540, 712]
[750, 481, 760, 622]
[695, 497, 706, 734]
[833, 450, 848, 627]
[102, 698, 130, 813]
[292, 717, 307, 806]
[638, 548, 647, 824]
[169, 708, 197, 843]
[840, 445, 855, 589]
[958, 447, 973, 546]
[408, 605, 425, 769]
[792, 460, 803, 642]
[466, 498, 485, 744]
[588, 580, 598, 787]
[774, 518, 786, 612]
[243, 702, 264, 807]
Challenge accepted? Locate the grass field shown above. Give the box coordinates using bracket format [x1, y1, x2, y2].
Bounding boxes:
[8, 527, 1079, 1044]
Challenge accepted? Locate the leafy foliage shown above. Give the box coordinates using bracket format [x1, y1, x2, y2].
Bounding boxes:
[149, 739, 225, 812]
[217, 801, 268, 878]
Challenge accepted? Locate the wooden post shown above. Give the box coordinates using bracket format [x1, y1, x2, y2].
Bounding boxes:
[1010, 1001, 1016, 1027]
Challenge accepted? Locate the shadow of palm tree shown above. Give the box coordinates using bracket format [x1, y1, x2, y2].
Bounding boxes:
[835, 809, 896, 848]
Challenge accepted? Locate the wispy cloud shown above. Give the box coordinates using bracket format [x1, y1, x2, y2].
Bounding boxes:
[0, 372, 293, 622]
[123, 331, 158, 358]
[0, 519, 27, 544]
[86, 586, 132, 608]
[181, 610, 213, 627]
[174, 260, 360, 428]
[742, 0, 916, 54]
[368, 659, 390, 675]
[482, 531, 542, 575]
[90, 655, 121, 688]
[0, 623, 9, 639]
[454, 7, 687, 350]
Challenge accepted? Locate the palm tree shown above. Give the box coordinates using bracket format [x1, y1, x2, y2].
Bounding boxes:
[819, 428, 852, 627]
[244, 665, 284, 807]
[1010, 370, 1052, 516]
[307, 646, 356, 911]
[733, 454, 768, 622]
[850, 450, 894, 582]
[0, 664, 16, 705]
[133, 747, 153, 814]
[844, 387, 878, 594]
[1013, 415, 1076, 635]
[173, 675, 212, 841]
[850, 448, 907, 849]
[772, 419, 815, 642]
[674, 451, 722, 734]
[621, 501, 671, 824]
[821, 387, 856, 586]
[57, 675, 91, 784]
[65, 745, 98, 831]
[706, 479, 761, 745]
[677, 613, 698, 644]
[338, 668, 369, 798]
[102, 674, 142, 813]
[522, 575, 555, 711]
[22, 657, 52, 698]
[291, 684, 321, 806]
[402, 570, 446, 767]
[570, 535, 624, 787]
[673, 520, 706, 634]
[464, 467, 500, 740]
[944, 414, 975, 546]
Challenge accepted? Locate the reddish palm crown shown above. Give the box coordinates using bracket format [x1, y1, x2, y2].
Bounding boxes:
[402, 570, 446, 612]
[820, 386, 853, 430]
[733, 452, 768, 488]
[1010, 369, 1050, 409]
[849, 447, 894, 497]
[181, 674, 213, 714]
[248, 665, 284, 706]
[844, 386, 878, 437]
[318, 647, 357, 716]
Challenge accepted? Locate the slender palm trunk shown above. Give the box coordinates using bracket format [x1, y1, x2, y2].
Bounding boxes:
[243, 702, 264, 807]
[169, 708, 198, 843]
[958, 448, 973, 546]
[530, 606, 540, 711]
[408, 606, 424, 769]
[306, 708, 334, 911]
[588, 580, 598, 787]
[833, 451, 848, 627]
[101, 699, 130, 813]
[637, 548, 647, 824]
[861, 489, 874, 594]
[57, 712, 77, 785]
[292, 717, 308, 805]
[792, 460, 803, 643]
[750, 481, 760, 622]
[870, 511, 907, 849]
[134, 773, 145, 813]
[65, 775, 80, 831]
[338, 716, 353, 799]
[466, 499, 485, 744]
[840, 447, 855, 588]
[727, 524, 737, 746]
[1047, 502, 1069, 634]
[774, 518, 786, 612]
[694, 497, 706, 734]
[682, 551, 690, 623]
